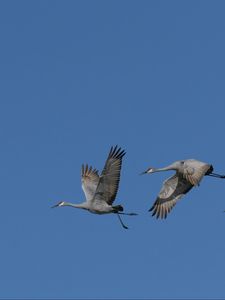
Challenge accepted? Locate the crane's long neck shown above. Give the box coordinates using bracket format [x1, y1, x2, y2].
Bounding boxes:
[61, 202, 88, 209]
[153, 164, 176, 172]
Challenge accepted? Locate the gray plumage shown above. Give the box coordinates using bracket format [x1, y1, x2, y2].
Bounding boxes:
[52, 145, 137, 229]
[80, 146, 125, 213]
[142, 159, 225, 219]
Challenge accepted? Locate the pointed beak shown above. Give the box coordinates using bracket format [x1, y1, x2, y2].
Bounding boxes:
[51, 203, 59, 208]
[140, 170, 148, 175]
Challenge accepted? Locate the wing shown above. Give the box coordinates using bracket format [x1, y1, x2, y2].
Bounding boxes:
[182, 159, 211, 186]
[149, 174, 194, 219]
[81, 164, 100, 202]
[94, 146, 126, 205]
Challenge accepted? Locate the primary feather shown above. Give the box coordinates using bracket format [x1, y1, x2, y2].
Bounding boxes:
[149, 174, 193, 219]
[94, 146, 126, 205]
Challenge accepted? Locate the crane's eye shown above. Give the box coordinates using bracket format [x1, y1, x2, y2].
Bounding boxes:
[180, 161, 185, 165]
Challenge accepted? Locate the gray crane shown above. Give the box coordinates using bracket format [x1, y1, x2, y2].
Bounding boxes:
[52, 145, 137, 229]
[141, 159, 225, 219]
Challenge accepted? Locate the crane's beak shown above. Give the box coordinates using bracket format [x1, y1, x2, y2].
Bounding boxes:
[140, 170, 148, 175]
[140, 167, 154, 175]
[51, 204, 58, 208]
[51, 203, 60, 208]
[51, 201, 64, 208]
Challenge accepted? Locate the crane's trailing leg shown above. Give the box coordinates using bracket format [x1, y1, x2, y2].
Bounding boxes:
[207, 173, 225, 179]
[112, 204, 138, 216]
[118, 212, 138, 216]
[116, 213, 129, 230]
[112, 204, 129, 229]
[113, 209, 138, 230]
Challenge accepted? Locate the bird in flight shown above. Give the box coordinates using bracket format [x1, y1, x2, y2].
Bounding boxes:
[52, 145, 137, 229]
[141, 159, 225, 219]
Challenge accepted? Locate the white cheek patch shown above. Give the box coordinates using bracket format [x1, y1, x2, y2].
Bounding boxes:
[59, 202, 64, 206]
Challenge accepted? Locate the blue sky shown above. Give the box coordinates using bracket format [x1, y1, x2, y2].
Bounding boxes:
[1, 0, 225, 298]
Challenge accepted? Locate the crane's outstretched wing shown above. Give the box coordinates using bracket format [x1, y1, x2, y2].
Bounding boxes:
[94, 146, 126, 205]
[81, 164, 100, 202]
[149, 174, 194, 219]
[182, 159, 212, 186]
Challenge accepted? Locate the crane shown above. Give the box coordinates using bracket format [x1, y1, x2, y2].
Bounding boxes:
[141, 159, 225, 219]
[52, 145, 137, 229]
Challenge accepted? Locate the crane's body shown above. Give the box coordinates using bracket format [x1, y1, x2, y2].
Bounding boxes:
[52, 146, 137, 229]
[142, 159, 225, 219]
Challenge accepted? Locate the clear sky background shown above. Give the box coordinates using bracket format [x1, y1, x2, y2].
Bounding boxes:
[1, 1, 225, 299]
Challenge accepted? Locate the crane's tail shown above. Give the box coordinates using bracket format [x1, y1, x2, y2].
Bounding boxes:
[112, 205, 124, 212]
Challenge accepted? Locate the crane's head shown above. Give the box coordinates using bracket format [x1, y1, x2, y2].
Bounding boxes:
[140, 167, 156, 175]
[51, 201, 65, 208]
